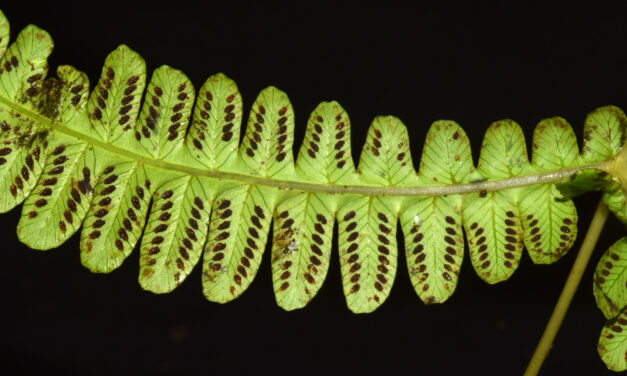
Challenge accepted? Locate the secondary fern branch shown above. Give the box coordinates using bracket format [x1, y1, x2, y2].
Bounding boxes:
[0, 10, 626, 317]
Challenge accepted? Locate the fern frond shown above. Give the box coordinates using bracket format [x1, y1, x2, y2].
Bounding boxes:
[0, 11, 625, 313]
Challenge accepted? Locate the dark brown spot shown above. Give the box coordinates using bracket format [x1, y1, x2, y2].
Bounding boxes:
[237, 265, 247, 278]
[346, 222, 357, 232]
[304, 273, 315, 284]
[101, 185, 116, 195]
[250, 216, 262, 229]
[130, 196, 140, 210]
[246, 238, 257, 249]
[104, 174, 117, 184]
[63, 210, 73, 223]
[49, 166, 64, 175]
[128, 208, 137, 221]
[241, 257, 250, 268]
[349, 263, 361, 273]
[311, 244, 323, 256]
[122, 218, 132, 231]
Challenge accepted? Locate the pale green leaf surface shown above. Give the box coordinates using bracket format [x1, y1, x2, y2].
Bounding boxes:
[240, 86, 294, 178]
[134, 65, 194, 159]
[54, 65, 90, 125]
[358, 116, 416, 186]
[0, 9, 9, 60]
[202, 185, 275, 303]
[604, 184, 627, 227]
[80, 162, 151, 273]
[86, 45, 146, 142]
[519, 116, 580, 264]
[463, 191, 523, 283]
[187, 73, 242, 170]
[464, 120, 526, 283]
[418, 120, 477, 185]
[295, 101, 355, 184]
[0, 109, 47, 213]
[532, 117, 580, 169]
[582, 106, 626, 163]
[0, 25, 52, 109]
[594, 237, 627, 319]
[401, 121, 471, 301]
[271, 192, 335, 310]
[401, 195, 463, 304]
[17, 134, 96, 249]
[598, 306, 627, 372]
[519, 184, 577, 264]
[476, 120, 529, 178]
[140, 176, 214, 293]
[338, 195, 398, 313]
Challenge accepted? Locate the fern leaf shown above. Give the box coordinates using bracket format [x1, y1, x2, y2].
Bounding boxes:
[401, 121, 471, 304]
[594, 237, 627, 319]
[0, 12, 626, 314]
[202, 185, 273, 303]
[295, 101, 355, 183]
[135, 65, 195, 159]
[187, 73, 242, 170]
[86, 45, 146, 142]
[598, 305, 627, 372]
[401, 195, 463, 304]
[80, 162, 151, 272]
[0, 9, 8, 60]
[463, 120, 526, 283]
[140, 175, 214, 292]
[240, 87, 294, 177]
[271, 192, 334, 310]
[17, 136, 96, 249]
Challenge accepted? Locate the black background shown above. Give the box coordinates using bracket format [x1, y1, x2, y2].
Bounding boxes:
[1, 1, 625, 375]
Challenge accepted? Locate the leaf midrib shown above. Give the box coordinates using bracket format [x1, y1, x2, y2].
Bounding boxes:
[0, 94, 613, 197]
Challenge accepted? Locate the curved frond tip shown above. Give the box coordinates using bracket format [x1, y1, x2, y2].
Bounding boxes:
[0, 10, 626, 313]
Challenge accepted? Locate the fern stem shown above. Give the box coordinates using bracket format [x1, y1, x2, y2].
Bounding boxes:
[524, 199, 609, 376]
[0, 95, 613, 197]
